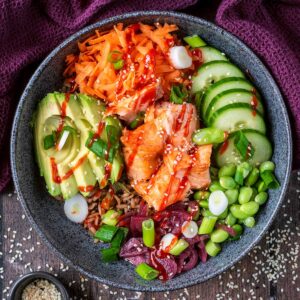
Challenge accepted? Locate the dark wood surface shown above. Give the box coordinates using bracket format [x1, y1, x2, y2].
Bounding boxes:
[1, 1, 300, 299]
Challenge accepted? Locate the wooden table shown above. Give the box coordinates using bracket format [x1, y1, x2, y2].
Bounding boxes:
[1, 1, 300, 299]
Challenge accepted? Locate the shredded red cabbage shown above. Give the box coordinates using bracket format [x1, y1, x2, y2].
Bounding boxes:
[176, 246, 198, 273]
[119, 237, 148, 258]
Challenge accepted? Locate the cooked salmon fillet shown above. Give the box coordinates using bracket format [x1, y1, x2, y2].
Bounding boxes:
[121, 101, 212, 211]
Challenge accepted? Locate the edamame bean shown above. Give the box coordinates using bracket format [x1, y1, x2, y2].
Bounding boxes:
[211, 229, 229, 243]
[218, 164, 236, 177]
[257, 180, 267, 192]
[219, 176, 236, 190]
[209, 181, 225, 192]
[230, 205, 250, 219]
[240, 201, 259, 216]
[259, 161, 275, 174]
[230, 224, 243, 240]
[192, 128, 227, 145]
[194, 190, 210, 200]
[205, 240, 221, 257]
[250, 187, 258, 201]
[245, 167, 260, 186]
[225, 189, 239, 205]
[238, 187, 253, 204]
[243, 216, 256, 228]
[225, 213, 237, 226]
[199, 200, 209, 208]
[255, 192, 268, 205]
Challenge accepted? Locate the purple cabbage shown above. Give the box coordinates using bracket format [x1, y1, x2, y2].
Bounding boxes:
[129, 216, 148, 237]
[176, 246, 198, 273]
[119, 237, 148, 258]
[125, 252, 150, 266]
[150, 250, 177, 280]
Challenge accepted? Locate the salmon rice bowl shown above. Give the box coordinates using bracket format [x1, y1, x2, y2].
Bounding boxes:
[33, 22, 279, 281]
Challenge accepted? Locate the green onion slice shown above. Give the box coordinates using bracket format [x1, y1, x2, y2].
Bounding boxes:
[100, 247, 119, 263]
[184, 35, 207, 48]
[234, 131, 255, 160]
[62, 125, 76, 134]
[170, 84, 188, 104]
[108, 50, 123, 63]
[111, 227, 128, 248]
[260, 171, 280, 189]
[43, 134, 55, 150]
[85, 132, 108, 158]
[142, 219, 155, 248]
[135, 263, 159, 280]
[113, 59, 124, 70]
[94, 224, 118, 242]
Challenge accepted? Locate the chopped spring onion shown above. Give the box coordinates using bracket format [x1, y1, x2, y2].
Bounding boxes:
[111, 227, 128, 248]
[57, 130, 70, 151]
[43, 134, 55, 150]
[102, 210, 122, 226]
[169, 239, 189, 256]
[160, 233, 178, 253]
[170, 84, 188, 104]
[94, 224, 118, 242]
[108, 50, 123, 63]
[64, 194, 89, 223]
[129, 112, 145, 129]
[234, 131, 255, 160]
[142, 219, 155, 248]
[260, 171, 280, 189]
[208, 191, 228, 216]
[85, 132, 107, 158]
[184, 35, 207, 48]
[135, 263, 159, 280]
[62, 125, 76, 134]
[198, 216, 218, 234]
[100, 247, 119, 263]
[235, 162, 252, 185]
[181, 220, 198, 239]
[205, 240, 221, 257]
[169, 46, 192, 69]
[113, 60, 124, 70]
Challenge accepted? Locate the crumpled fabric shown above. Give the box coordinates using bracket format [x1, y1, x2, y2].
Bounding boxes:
[216, 0, 300, 168]
[0, 0, 196, 191]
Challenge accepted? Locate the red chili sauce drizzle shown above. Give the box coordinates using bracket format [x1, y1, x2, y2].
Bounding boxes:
[88, 121, 105, 148]
[78, 185, 95, 192]
[132, 84, 157, 112]
[150, 250, 169, 281]
[219, 140, 229, 155]
[100, 163, 112, 188]
[251, 95, 258, 117]
[173, 104, 187, 132]
[191, 48, 203, 69]
[57, 93, 71, 134]
[50, 154, 88, 184]
[183, 106, 193, 137]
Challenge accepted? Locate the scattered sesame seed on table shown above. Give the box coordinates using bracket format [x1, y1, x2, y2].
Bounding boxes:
[1, 1, 300, 299]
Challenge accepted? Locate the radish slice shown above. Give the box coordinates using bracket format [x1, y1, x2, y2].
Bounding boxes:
[160, 233, 178, 252]
[208, 191, 228, 216]
[169, 46, 192, 69]
[64, 194, 88, 223]
[57, 130, 70, 151]
[181, 220, 198, 239]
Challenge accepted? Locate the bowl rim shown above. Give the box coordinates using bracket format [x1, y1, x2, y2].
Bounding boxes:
[9, 271, 69, 300]
[10, 10, 292, 292]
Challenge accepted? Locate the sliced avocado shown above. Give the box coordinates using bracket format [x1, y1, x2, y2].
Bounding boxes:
[57, 163, 78, 199]
[110, 151, 123, 184]
[54, 92, 97, 197]
[33, 93, 61, 196]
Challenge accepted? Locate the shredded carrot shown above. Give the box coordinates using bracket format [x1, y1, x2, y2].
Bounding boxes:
[64, 22, 196, 120]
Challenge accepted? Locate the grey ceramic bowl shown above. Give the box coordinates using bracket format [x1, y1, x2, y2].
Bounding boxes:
[11, 11, 292, 291]
[9, 271, 69, 300]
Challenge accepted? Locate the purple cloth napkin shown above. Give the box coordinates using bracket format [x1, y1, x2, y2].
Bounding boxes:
[216, 0, 300, 168]
[0, 0, 196, 191]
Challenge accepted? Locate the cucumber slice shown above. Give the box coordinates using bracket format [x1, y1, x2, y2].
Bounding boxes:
[201, 77, 257, 119]
[200, 46, 228, 63]
[215, 129, 272, 167]
[208, 103, 266, 134]
[204, 89, 264, 124]
[192, 61, 245, 94]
